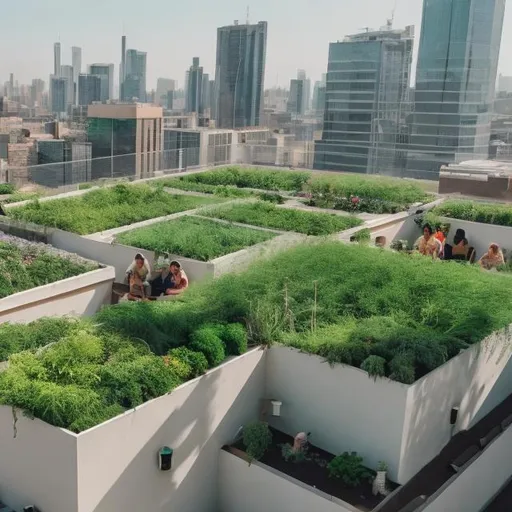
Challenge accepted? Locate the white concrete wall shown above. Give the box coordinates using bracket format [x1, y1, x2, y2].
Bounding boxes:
[265, 346, 409, 482]
[75, 348, 266, 512]
[0, 407, 78, 512]
[218, 449, 357, 512]
[0, 267, 114, 324]
[420, 425, 512, 512]
[398, 327, 512, 483]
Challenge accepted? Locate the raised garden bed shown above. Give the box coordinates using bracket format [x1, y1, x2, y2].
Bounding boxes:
[203, 201, 363, 235]
[233, 427, 397, 511]
[115, 216, 277, 261]
[0, 231, 97, 298]
[431, 200, 512, 228]
[6, 183, 223, 235]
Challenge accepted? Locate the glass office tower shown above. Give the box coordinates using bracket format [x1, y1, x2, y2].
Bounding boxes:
[406, 0, 506, 179]
[314, 26, 413, 175]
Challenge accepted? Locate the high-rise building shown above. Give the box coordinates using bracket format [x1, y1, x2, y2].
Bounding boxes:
[297, 70, 311, 113]
[314, 25, 414, 175]
[498, 74, 512, 95]
[60, 65, 75, 109]
[156, 78, 176, 106]
[87, 103, 162, 179]
[30, 79, 45, 107]
[123, 49, 147, 102]
[49, 75, 67, 114]
[406, 0, 506, 179]
[215, 20, 268, 128]
[202, 73, 210, 114]
[89, 64, 114, 101]
[287, 79, 305, 115]
[186, 57, 204, 113]
[312, 77, 327, 118]
[78, 74, 102, 106]
[72, 47, 82, 104]
[120, 35, 127, 100]
[54, 42, 61, 77]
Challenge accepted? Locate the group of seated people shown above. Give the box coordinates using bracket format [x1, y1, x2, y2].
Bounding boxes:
[416, 224, 505, 271]
[124, 253, 189, 300]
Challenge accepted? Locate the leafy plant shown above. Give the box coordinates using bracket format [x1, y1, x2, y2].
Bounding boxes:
[8, 184, 223, 234]
[189, 326, 226, 367]
[204, 201, 362, 235]
[432, 200, 512, 228]
[327, 452, 372, 487]
[0, 183, 15, 194]
[281, 443, 308, 463]
[377, 461, 388, 472]
[361, 355, 387, 379]
[116, 216, 275, 262]
[167, 347, 208, 378]
[242, 421, 272, 461]
[221, 323, 248, 355]
[390, 239, 410, 252]
[351, 229, 371, 244]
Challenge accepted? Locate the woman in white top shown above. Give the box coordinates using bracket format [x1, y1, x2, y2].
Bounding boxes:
[125, 253, 152, 298]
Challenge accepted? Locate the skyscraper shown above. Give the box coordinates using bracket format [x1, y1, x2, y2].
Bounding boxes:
[60, 65, 75, 109]
[297, 70, 311, 113]
[156, 78, 175, 106]
[215, 20, 267, 128]
[54, 42, 61, 77]
[78, 74, 102, 106]
[406, 0, 506, 179]
[120, 35, 126, 100]
[72, 47, 82, 104]
[30, 79, 45, 107]
[123, 49, 147, 102]
[186, 57, 204, 113]
[287, 79, 305, 115]
[314, 25, 414, 175]
[49, 75, 67, 114]
[89, 64, 115, 101]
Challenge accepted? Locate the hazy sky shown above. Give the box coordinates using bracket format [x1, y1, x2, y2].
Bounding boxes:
[1, 0, 511, 89]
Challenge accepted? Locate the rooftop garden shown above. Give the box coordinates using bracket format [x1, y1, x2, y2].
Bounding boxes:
[203, 201, 363, 235]
[431, 200, 512, 228]
[0, 232, 97, 299]
[1, 241, 510, 431]
[115, 216, 276, 262]
[0, 183, 41, 205]
[155, 167, 433, 214]
[7, 184, 223, 235]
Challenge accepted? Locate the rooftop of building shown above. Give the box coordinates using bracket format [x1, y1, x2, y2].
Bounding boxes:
[441, 159, 512, 176]
[87, 103, 163, 119]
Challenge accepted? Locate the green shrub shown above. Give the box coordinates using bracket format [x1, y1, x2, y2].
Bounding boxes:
[116, 216, 275, 261]
[327, 452, 372, 487]
[204, 201, 362, 235]
[189, 327, 226, 367]
[243, 421, 272, 461]
[351, 228, 371, 244]
[432, 200, 512, 228]
[154, 178, 254, 198]
[2, 192, 40, 204]
[221, 323, 248, 355]
[361, 355, 386, 379]
[168, 347, 208, 378]
[8, 184, 223, 234]
[0, 183, 15, 194]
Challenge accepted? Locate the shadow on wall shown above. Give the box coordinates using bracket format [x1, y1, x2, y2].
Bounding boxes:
[82, 350, 265, 512]
[398, 329, 512, 483]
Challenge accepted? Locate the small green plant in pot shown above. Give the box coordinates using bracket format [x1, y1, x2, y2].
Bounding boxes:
[280, 443, 308, 463]
[327, 452, 372, 487]
[242, 421, 272, 462]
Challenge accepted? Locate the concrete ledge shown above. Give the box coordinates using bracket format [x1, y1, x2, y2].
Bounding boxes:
[0, 267, 115, 324]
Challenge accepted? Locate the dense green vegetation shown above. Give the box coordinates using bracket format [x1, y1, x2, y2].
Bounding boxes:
[154, 178, 254, 198]
[0, 183, 16, 194]
[177, 167, 310, 192]
[306, 174, 432, 214]
[2, 192, 41, 204]
[7, 184, 223, 234]
[203, 202, 362, 235]
[95, 242, 512, 383]
[0, 316, 248, 432]
[432, 200, 512, 228]
[116, 216, 275, 261]
[0, 242, 96, 299]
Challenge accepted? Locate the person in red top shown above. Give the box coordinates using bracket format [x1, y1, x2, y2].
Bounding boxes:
[151, 260, 189, 297]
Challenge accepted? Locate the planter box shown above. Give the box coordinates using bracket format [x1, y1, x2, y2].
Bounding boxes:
[219, 447, 360, 512]
[0, 266, 115, 324]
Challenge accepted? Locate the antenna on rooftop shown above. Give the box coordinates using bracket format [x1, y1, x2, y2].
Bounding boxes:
[246, 5, 250, 24]
[389, 0, 397, 29]
[359, 27, 371, 33]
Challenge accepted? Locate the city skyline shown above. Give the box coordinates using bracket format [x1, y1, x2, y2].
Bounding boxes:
[1, 0, 511, 90]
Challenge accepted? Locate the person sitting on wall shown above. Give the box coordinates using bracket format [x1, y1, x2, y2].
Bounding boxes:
[415, 224, 441, 259]
[151, 260, 189, 297]
[125, 253, 151, 298]
[479, 243, 505, 271]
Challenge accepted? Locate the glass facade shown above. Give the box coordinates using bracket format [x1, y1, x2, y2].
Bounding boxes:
[87, 118, 137, 179]
[163, 130, 201, 169]
[314, 28, 413, 175]
[406, 0, 506, 179]
[215, 21, 267, 129]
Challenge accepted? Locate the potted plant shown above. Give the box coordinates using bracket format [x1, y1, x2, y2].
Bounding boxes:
[242, 421, 272, 464]
[372, 461, 389, 496]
